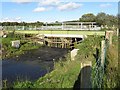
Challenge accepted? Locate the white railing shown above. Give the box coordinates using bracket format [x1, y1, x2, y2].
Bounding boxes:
[2, 25, 101, 30]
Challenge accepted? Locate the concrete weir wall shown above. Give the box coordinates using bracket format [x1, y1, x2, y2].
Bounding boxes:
[71, 49, 79, 60]
[39, 34, 85, 48]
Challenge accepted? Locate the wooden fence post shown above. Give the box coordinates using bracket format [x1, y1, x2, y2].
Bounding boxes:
[105, 31, 113, 45]
[101, 40, 105, 68]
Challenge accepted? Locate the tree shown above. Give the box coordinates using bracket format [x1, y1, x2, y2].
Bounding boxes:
[96, 12, 106, 26]
[79, 13, 96, 22]
[96, 12, 118, 27]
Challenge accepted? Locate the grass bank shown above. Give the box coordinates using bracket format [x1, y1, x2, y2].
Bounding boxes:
[103, 36, 119, 88]
[7, 34, 118, 88]
[14, 54, 81, 88]
[13, 35, 105, 88]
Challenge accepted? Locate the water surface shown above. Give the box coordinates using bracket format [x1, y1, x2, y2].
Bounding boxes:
[1, 47, 69, 86]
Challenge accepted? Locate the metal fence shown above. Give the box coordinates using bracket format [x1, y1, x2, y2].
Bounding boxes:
[92, 39, 109, 88]
[1, 25, 101, 30]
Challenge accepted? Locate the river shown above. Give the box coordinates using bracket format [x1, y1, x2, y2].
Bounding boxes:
[1, 47, 69, 87]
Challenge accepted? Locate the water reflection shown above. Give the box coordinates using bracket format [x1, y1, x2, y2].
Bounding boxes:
[1, 47, 69, 87]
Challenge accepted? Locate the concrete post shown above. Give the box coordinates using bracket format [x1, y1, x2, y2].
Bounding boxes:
[64, 23, 66, 30]
[81, 23, 83, 29]
[22, 26, 25, 30]
[71, 49, 79, 60]
[101, 40, 105, 68]
[62, 22, 64, 30]
[46, 22, 47, 29]
[105, 31, 113, 45]
[92, 23, 93, 28]
[117, 28, 119, 37]
[14, 25, 16, 30]
[78, 22, 79, 28]
[89, 25, 91, 30]
[35, 26, 37, 30]
[109, 33, 113, 45]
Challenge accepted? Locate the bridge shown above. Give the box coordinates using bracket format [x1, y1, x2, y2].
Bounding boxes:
[11, 30, 105, 35]
[10, 30, 105, 48]
[7, 30, 105, 49]
[3, 22, 101, 31]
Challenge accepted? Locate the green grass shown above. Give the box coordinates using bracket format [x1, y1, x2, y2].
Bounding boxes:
[103, 35, 118, 88]
[7, 30, 105, 35]
[2, 33, 42, 59]
[13, 55, 81, 88]
[10, 34, 119, 88]
[13, 35, 105, 88]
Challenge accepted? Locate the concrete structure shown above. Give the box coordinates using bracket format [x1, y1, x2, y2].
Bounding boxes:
[38, 34, 85, 48]
[105, 31, 113, 45]
[43, 34, 85, 38]
[11, 40, 20, 48]
[71, 49, 79, 60]
[62, 22, 100, 30]
[80, 61, 92, 88]
[40, 22, 100, 30]
[0, 26, 3, 30]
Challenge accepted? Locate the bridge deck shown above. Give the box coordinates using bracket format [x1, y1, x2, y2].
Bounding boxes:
[43, 34, 84, 38]
[11, 30, 105, 36]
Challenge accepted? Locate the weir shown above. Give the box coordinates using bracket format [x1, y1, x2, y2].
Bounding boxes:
[37, 34, 85, 48]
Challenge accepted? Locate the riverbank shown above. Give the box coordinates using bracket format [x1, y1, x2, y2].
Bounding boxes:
[13, 36, 104, 88]
[2, 47, 69, 88]
[14, 55, 81, 88]
[1, 33, 42, 59]
[2, 34, 119, 88]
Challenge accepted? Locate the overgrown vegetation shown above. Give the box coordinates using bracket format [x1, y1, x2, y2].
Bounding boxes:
[2, 34, 118, 88]
[103, 35, 119, 88]
[13, 35, 105, 88]
[2, 33, 42, 59]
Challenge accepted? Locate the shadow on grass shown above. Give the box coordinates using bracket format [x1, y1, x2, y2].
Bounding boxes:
[73, 66, 92, 89]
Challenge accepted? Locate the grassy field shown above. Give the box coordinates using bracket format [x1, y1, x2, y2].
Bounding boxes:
[7, 30, 105, 35]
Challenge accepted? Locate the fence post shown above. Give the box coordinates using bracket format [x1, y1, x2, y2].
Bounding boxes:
[117, 28, 119, 37]
[101, 40, 105, 68]
[105, 31, 113, 45]
[109, 32, 113, 45]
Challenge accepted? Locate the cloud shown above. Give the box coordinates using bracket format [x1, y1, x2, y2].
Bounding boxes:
[39, 0, 60, 6]
[1, 17, 22, 22]
[58, 2, 83, 11]
[16, 17, 21, 20]
[100, 3, 112, 8]
[33, 7, 47, 12]
[12, 0, 32, 4]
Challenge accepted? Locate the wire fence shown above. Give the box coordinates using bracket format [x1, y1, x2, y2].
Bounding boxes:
[92, 39, 109, 88]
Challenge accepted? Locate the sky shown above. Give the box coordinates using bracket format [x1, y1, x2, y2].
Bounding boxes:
[0, 0, 119, 23]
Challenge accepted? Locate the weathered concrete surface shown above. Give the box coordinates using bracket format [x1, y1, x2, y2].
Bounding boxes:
[73, 61, 92, 88]
[11, 40, 20, 48]
[71, 49, 79, 60]
[80, 61, 92, 88]
[43, 34, 85, 38]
